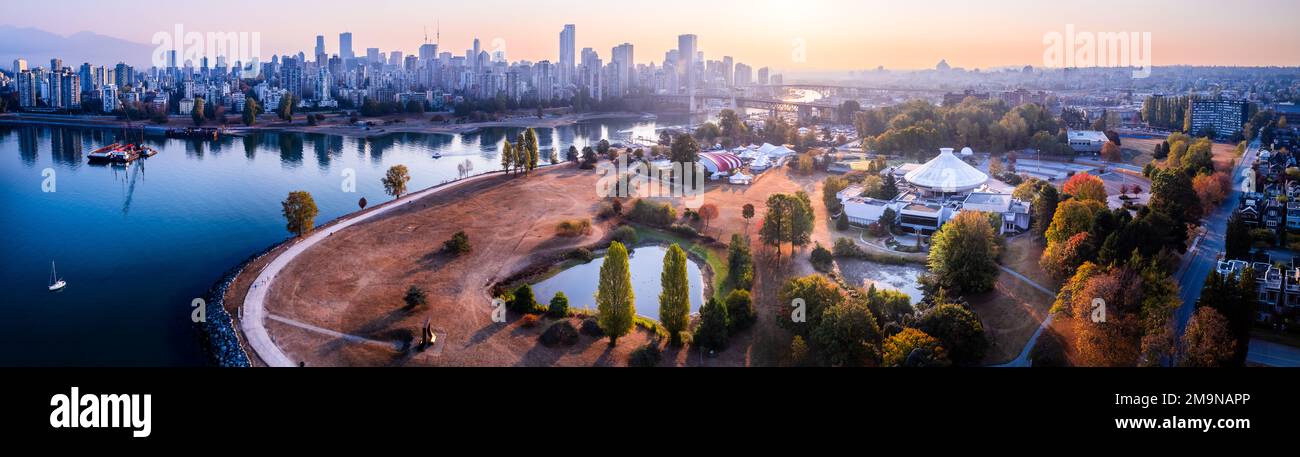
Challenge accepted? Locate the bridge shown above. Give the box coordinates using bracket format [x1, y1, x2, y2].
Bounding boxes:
[645, 92, 842, 122]
[640, 84, 955, 121]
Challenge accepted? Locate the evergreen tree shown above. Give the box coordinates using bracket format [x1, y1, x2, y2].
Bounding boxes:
[658, 244, 691, 345]
[596, 241, 635, 345]
[693, 297, 729, 351]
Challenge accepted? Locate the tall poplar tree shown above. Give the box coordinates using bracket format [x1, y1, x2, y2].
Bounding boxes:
[597, 241, 635, 345]
[659, 243, 691, 345]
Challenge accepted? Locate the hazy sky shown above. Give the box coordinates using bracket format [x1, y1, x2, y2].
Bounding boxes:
[4, 0, 1298, 70]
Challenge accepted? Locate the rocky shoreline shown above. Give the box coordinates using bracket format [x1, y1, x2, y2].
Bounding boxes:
[194, 246, 281, 367]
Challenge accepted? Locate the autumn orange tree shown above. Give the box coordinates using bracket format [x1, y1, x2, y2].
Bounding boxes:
[1062, 172, 1107, 202]
[1179, 307, 1237, 367]
[697, 203, 719, 229]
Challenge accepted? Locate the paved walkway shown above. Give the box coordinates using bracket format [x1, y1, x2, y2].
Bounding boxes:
[241, 171, 503, 367]
[993, 265, 1058, 367]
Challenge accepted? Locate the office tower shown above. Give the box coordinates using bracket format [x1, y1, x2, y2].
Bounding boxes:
[366, 48, 381, 64]
[472, 38, 481, 73]
[79, 63, 93, 93]
[734, 63, 752, 87]
[339, 32, 354, 60]
[757, 67, 769, 85]
[677, 34, 697, 95]
[535, 60, 554, 101]
[50, 58, 63, 71]
[13, 58, 27, 74]
[389, 51, 403, 67]
[419, 43, 438, 66]
[611, 43, 634, 97]
[580, 47, 602, 100]
[722, 56, 734, 87]
[559, 24, 575, 86]
[315, 35, 326, 59]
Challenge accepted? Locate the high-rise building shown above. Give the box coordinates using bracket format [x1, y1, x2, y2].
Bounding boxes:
[339, 32, 354, 60]
[1189, 98, 1248, 139]
[559, 24, 575, 87]
[366, 48, 381, 64]
[282, 57, 303, 99]
[315, 35, 326, 60]
[734, 63, 752, 87]
[610, 43, 634, 97]
[535, 60, 554, 101]
[757, 67, 770, 85]
[419, 43, 438, 66]
[13, 58, 27, 74]
[722, 56, 734, 87]
[17, 70, 37, 108]
[50, 58, 63, 72]
[101, 84, 119, 113]
[677, 34, 697, 95]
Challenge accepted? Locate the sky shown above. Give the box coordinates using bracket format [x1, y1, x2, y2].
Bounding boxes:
[3, 0, 1299, 71]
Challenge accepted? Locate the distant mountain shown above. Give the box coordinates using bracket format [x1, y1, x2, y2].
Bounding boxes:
[0, 26, 155, 70]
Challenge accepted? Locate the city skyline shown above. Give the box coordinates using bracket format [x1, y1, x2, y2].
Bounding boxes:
[3, 0, 1300, 72]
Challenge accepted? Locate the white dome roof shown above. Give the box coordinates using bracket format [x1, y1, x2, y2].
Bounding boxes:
[904, 148, 989, 192]
[960, 147, 974, 156]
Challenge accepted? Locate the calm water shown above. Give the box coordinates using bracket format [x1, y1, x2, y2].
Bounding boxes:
[0, 114, 691, 366]
[531, 245, 705, 320]
[837, 259, 925, 305]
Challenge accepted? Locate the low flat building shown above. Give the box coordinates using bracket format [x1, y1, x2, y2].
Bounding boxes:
[1066, 130, 1109, 153]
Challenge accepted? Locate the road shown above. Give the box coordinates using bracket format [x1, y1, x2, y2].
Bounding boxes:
[1246, 339, 1300, 367]
[1171, 136, 1258, 355]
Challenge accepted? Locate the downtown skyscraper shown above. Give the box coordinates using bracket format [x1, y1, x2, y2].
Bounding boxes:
[559, 24, 575, 87]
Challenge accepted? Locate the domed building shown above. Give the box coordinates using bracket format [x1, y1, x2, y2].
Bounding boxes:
[837, 147, 1031, 236]
[903, 147, 988, 195]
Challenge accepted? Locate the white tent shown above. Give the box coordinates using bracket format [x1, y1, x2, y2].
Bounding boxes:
[729, 172, 753, 185]
[904, 148, 989, 193]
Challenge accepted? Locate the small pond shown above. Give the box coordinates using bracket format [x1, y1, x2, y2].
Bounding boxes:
[531, 245, 705, 320]
[837, 259, 926, 305]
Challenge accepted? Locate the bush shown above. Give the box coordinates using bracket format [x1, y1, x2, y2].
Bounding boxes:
[833, 237, 862, 257]
[567, 248, 594, 262]
[836, 214, 850, 231]
[508, 284, 538, 313]
[539, 320, 579, 347]
[547, 292, 570, 318]
[596, 200, 622, 220]
[668, 224, 699, 238]
[611, 225, 638, 245]
[443, 230, 471, 255]
[810, 242, 834, 272]
[627, 199, 677, 226]
[403, 285, 427, 309]
[627, 342, 662, 367]
[725, 289, 755, 333]
[521, 314, 541, 328]
[555, 218, 593, 237]
[579, 317, 604, 337]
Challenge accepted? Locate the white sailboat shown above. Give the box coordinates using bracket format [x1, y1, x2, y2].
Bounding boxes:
[48, 261, 66, 291]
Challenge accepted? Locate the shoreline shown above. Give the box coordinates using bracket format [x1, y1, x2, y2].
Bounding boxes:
[0, 111, 654, 140]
